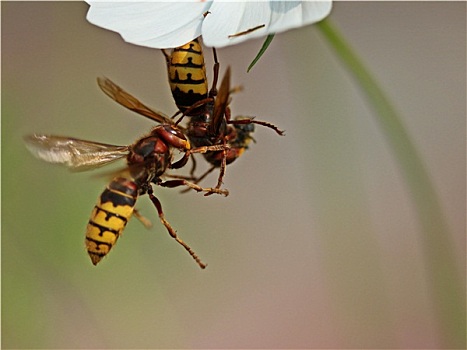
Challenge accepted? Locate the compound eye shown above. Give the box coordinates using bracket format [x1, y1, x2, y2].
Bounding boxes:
[157, 125, 191, 150]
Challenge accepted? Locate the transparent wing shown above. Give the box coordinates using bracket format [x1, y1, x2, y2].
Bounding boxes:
[24, 134, 130, 172]
[97, 77, 174, 125]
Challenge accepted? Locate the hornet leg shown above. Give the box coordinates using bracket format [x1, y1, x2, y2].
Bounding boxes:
[147, 186, 207, 269]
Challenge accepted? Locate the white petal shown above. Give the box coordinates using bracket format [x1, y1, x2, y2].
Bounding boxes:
[86, 2, 211, 49]
[202, 1, 332, 48]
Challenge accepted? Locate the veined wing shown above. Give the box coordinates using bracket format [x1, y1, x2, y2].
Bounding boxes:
[24, 134, 130, 171]
[210, 66, 231, 136]
[97, 77, 174, 125]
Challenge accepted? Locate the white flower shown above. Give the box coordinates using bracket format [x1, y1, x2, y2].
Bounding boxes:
[86, 1, 332, 48]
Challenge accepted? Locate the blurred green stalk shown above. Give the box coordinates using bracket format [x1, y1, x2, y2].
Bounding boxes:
[316, 18, 465, 348]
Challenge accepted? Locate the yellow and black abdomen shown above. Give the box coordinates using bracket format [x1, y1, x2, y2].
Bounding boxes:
[167, 38, 208, 112]
[85, 177, 138, 265]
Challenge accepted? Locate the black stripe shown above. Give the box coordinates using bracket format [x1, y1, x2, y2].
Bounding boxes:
[88, 220, 120, 236]
[171, 58, 204, 69]
[85, 236, 112, 249]
[170, 70, 206, 85]
[94, 206, 129, 224]
[100, 189, 136, 207]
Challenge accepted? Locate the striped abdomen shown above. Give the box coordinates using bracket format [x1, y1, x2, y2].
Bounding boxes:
[167, 38, 208, 112]
[85, 177, 138, 265]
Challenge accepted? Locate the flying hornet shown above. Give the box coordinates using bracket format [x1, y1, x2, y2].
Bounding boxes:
[24, 77, 230, 269]
[162, 38, 285, 193]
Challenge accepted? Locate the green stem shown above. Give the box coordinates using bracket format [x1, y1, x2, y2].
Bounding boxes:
[316, 18, 465, 348]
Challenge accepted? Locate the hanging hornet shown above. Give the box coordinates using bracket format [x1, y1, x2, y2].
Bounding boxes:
[163, 38, 285, 192]
[24, 77, 229, 268]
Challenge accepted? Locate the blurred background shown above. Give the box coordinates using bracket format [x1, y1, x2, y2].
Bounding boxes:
[2, 2, 465, 349]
